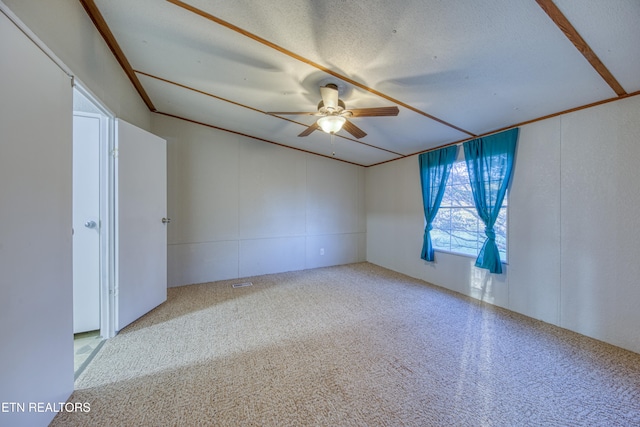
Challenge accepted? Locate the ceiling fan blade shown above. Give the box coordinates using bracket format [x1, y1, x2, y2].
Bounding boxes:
[348, 106, 399, 117]
[342, 119, 367, 139]
[298, 122, 319, 137]
[320, 84, 339, 111]
[267, 111, 318, 116]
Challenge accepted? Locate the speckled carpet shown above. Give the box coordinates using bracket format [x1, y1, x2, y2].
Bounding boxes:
[51, 263, 640, 426]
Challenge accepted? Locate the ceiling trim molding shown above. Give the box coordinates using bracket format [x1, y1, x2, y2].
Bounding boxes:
[135, 70, 405, 157]
[166, 0, 476, 137]
[370, 90, 640, 168]
[135, 70, 265, 115]
[79, 0, 156, 111]
[535, 0, 627, 97]
[154, 111, 390, 167]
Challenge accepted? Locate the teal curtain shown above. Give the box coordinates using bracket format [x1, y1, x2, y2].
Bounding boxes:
[419, 145, 458, 261]
[463, 128, 518, 274]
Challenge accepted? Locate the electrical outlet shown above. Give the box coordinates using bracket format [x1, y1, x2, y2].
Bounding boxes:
[320, 248, 325, 256]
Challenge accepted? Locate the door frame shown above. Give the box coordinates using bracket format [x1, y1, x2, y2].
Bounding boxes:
[73, 83, 117, 339]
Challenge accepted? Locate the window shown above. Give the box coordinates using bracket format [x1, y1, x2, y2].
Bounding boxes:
[431, 161, 508, 261]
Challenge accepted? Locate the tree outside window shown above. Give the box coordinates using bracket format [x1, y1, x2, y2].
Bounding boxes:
[431, 161, 507, 260]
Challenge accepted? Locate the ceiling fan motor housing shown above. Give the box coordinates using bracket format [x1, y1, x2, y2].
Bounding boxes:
[317, 99, 346, 115]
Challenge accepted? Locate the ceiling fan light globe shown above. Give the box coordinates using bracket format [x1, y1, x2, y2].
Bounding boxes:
[317, 116, 346, 134]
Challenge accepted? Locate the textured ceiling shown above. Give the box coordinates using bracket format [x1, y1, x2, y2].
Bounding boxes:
[85, 0, 640, 166]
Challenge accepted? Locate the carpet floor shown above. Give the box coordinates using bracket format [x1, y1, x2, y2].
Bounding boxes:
[51, 263, 640, 426]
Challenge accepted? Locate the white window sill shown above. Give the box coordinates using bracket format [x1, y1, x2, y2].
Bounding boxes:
[433, 249, 508, 265]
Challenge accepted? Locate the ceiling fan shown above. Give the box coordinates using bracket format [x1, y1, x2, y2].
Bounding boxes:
[267, 84, 399, 139]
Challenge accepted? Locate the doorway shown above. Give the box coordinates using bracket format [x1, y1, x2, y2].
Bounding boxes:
[72, 85, 115, 376]
[70, 85, 169, 377]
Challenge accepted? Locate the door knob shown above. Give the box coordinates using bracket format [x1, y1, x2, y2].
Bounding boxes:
[162, 217, 171, 224]
[84, 220, 97, 229]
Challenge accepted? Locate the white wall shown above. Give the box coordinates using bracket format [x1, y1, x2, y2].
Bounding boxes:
[560, 97, 640, 351]
[1, 11, 73, 427]
[153, 114, 366, 286]
[366, 95, 640, 354]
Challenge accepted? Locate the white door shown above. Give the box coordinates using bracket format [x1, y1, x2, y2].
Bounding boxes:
[115, 119, 167, 331]
[72, 112, 102, 333]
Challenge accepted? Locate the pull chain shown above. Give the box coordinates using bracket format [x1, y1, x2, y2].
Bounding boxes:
[330, 133, 336, 156]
